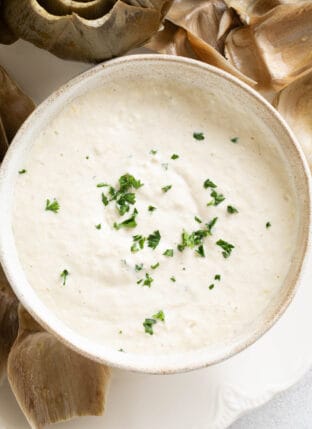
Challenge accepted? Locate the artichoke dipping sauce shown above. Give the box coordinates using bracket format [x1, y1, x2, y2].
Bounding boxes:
[12, 76, 297, 356]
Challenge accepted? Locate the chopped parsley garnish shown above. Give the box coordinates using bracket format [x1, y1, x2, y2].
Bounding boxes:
[194, 216, 202, 223]
[153, 310, 165, 322]
[131, 235, 146, 253]
[148, 205, 157, 212]
[266, 222, 271, 229]
[162, 185, 172, 193]
[171, 154, 179, 160]
[207, 190, 225, 206]
[162, 163, 169, 170]
[147, 230, 161, 249]
[97, 182, 108, 188]
[95, 223, 102, 230]
[45, 199, 60, 213]
[86, 156, 89, 159]
[18, 169, 27, 174]
[195, 244, 205, 257]
[209, 284, 215, 290]
[163, 249, 174, 257]
[143, 318, 157, 335]
[214, 274, 221, 281]
[119, 173, 143, 191]
[206, 217, 218, 234]
[119, 330, 123, 334]
[118, 348, 125, 352]
[216, 239, 235, 258]
[170, 276, 176, 282]
[101, 193, 109, 206]
[135, 263, 143, 272]
[60, 269, 69, 286]
[151, 262, 160, 270]
[150, 149, 157, 155]
[113, 208, 138, 230]
[231, 137, 239, 143]
[137, 273, 154, 288]
[203, 179, 217, 189]
[227, 205, 238, 214]
[193, 132, 205, 141]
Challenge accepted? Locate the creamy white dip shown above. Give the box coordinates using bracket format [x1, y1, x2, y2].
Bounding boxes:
[12, 77, 297, 355]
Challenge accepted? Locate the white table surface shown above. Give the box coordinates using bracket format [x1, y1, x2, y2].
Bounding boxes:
[0, 39, 311, 429]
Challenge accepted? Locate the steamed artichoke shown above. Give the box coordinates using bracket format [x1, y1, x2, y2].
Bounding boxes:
[2, 0, 173, 62]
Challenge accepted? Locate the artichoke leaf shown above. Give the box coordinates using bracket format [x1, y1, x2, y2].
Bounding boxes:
[274, 69, 312, 170]
[0, 65, 35, 161]
[0, 265, 19, 384]
[225, 3, 312, 90]
[3, 0, 173, 62]
[7, 307, 111, 429]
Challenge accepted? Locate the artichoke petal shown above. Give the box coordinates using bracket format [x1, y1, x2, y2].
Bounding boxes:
[3, 0, 173, 62]
[274, 69, 312, 170]
[0, 65, 35, 161]
[7, 307, 111, 429]
[0, 266, 19, 384]
[225, 3, 312, 90]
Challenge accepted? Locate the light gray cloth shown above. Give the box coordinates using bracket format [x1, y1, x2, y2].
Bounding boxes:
[231, 369, 312, 428]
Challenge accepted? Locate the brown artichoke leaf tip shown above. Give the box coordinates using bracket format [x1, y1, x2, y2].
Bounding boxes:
[225, 3, 312, 90]
[0, 65, 35, 161]
[7, 307, 111, 429]
[274, 69, 312, 170]
[3, 0, 174, 62]
[0, 265, 19, 383]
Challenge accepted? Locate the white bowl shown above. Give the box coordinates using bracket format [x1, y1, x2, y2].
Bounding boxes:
[0, 55, 311, 374]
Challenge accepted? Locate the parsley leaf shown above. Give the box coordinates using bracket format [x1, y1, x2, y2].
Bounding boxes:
[207, 190, 225, 206]
[196, 244, 205, 257]
[147, 230, 161, 249]
[45, 199, 60, 213]
[266, 222, 271, 229]
[163, 249, 174, 257]
[170, 276, 176, 282]
[101, 193, 109, 206]
[227, 205, 238, 214]
[206, 217, 218, 234]
[114, 208, 138, 230]
[194, 216, 202, 224]
[60, 269, 69, 286]
[171, 154, 179, 160]
[131, 234, 146, 252]
[95, 224, 102, 230]
[97, 182, 108, 188]
[18, 169, 27, 174]
[162, 185, 172, 193]
[140, 273, 154, 287]
[231, 137, 239, 143]
[193, 132, 205, 141]
[209, 284, 215, 290]
[148, 205, 157, 212]
[143, 318, 157, 335]
[216, 239, 235, 258]
[203, 179, 217, 189]
[150, 149, 157, 155]
[135, 263, 143, 272]
[214, 274, 221, 281]
[151, 262, 160, 270]
[153, 310, 165, 322]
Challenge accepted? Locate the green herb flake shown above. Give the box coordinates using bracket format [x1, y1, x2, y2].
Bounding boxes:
[266, 222, 271, 229]
[143, 318, 157, 335]
[147, 230, 161, 249]
[118, 348, 125, 352]
[171, 154, 179, 160]
[206, 217, 218, 235]
[216, 239, 235, 258]
[214, 274, 221, 281]
[86, 155, 89, 159]
[148, 205, 157, 212]
[114, 208, 138, 230]
[60, 269, 69, 286]
[18, 169, 27, 174]
[170, 276, 176, 282]
[131, 234, 146, 253]
[150, 149, 157, 155]
[227, 205, 238, 214]
[101, 193, 109, 206]
[138, 273, 154, 288]
[135, 263, 143, 272]
[196, 244, 205, 257]
[119, 330, 123, 334]
[231, 137, 239, 143]
[193, 132, 205, 141]
[95, 223, 102, 230]
[151, 262, 160, 270]
[207, 190, 225, 206]
[194, 216, 202, 224]
[162, 185, 172, 193]
[45, 199, 60, 213]
[96, 182, 108, 188]
[209, 284, 215, 290]
[203, 178, 217, 189]
[163, 249, 174, 257]
[137, 279, 143, 285]
[153, 310, 165, 322]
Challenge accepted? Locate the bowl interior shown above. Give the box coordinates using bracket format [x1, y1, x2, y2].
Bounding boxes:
[0, 55, 310, 374]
